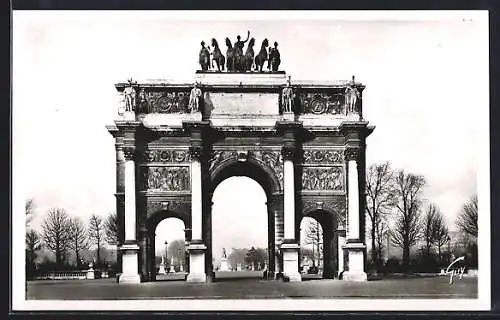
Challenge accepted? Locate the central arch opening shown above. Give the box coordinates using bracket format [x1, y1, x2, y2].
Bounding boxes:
[211, 176, 269, 281]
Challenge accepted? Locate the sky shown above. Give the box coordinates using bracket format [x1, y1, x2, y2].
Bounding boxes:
[13, 11, 489, 263]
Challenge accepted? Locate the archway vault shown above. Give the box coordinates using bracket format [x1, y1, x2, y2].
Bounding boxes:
[208, 150, 283, 196]
[205, 157, 279, 280]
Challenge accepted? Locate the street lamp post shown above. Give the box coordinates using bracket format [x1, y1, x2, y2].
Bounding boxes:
[165, 240, 168, 272]
[184, 228, 192, 272]
[447, 236, 451, 264]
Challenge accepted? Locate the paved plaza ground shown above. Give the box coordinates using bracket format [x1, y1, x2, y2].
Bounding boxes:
[26, 271, 477, 300]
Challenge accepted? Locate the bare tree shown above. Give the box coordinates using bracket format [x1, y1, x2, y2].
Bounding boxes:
[423, 203, 439, 256]
[25, 198, 35, 228]
[41, 208, 71, 267]
[26, 229, 41, 269]
[456, 195, 478, 238]
[433, 211, 449, 264]
[365, 161, 395, 268]
[88, 214, 104, 265]
[390, 170, 426, 270]
[68, 217, 89, 267]
[304, 219, 322, 268]
[375, 219, 389, 264]
[103, 212, 119, 245]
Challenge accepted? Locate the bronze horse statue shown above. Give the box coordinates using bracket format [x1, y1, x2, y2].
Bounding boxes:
[211, 38, 225, 71]
[225, 37, 235, 72]
[243, 38, 255, 71]
[254, 38, 269, 72]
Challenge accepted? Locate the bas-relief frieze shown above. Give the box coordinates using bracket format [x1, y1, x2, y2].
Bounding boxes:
[138, 90, 191, 114]
[142, 150, 191, 163]
[142, 166, 190, 191]
[302, 166, 344, 191]
[299, 92, 346, 115]
[302, 150, 344, 164]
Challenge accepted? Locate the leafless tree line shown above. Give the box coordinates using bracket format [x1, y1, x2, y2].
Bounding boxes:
[366, 162, 478, 271]
[25, 199, 119, 269]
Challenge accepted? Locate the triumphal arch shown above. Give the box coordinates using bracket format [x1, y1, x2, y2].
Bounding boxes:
[107, 52, 374, 283]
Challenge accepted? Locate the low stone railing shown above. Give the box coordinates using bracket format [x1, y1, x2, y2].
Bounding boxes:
[34, 270, 104, 280]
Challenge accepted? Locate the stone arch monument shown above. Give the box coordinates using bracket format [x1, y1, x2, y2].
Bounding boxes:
[107, 68, 374, 283]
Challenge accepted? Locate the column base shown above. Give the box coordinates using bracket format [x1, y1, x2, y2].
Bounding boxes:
[187, 242, 207, 283]
[281, 242, 302, 282]
[282, 112, 295, 121]
[186, 273, 207, 283]
[341, 271, 367, 282]
[342, 242, 367, 282]
[118, 273, 142, 284]
[118, 243, 142, 284]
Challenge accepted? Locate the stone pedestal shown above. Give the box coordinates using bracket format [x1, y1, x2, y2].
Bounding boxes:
[158, 262, 166, 275]
[118, 243, 141, 284]
[219, 258, 230, 271]
[282, 112, 295, 122]
[342, 242, 367, 282]
[186, 243, 207, 282]
[281, 243, 301, 282]
[86, 266, 95, 280]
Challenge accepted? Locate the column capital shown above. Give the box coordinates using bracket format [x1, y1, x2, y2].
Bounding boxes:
[123, 147, 136, 161]
[345, 147, 362, 162]
[281, 146, 297, 161]
[115, 143, 124, 151]
[189, 146, 203, 161]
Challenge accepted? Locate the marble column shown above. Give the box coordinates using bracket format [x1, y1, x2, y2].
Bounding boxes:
[273, 202, 284, 278]
[115, 142, 125, 274]
[280, 147, 301, 282]
[118, 147, 141, 284]
[342, 148, 367, 281]
[186, 146, 207, 282]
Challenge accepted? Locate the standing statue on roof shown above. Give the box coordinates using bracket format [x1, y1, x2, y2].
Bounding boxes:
[282, 76, 294, 113]
[234, 30, 250, 72]
[268, 41, 281, 71]
[199, 41, 211, 71]
[345, 76, 360, 114]
[189, 82, 202, 113]
[123, 79, 137, 112]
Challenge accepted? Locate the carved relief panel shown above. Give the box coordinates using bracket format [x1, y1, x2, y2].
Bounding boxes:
[137, 90, 191, 114]
[301, 149, 345, 192]
[303, 150, 344, 164]
[299, 92, 346, 115]
[302, 167, 344, 191]
[141, 149, 191, 163]
[142, 166, 190, 192]
[252, 151, 284, 188]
